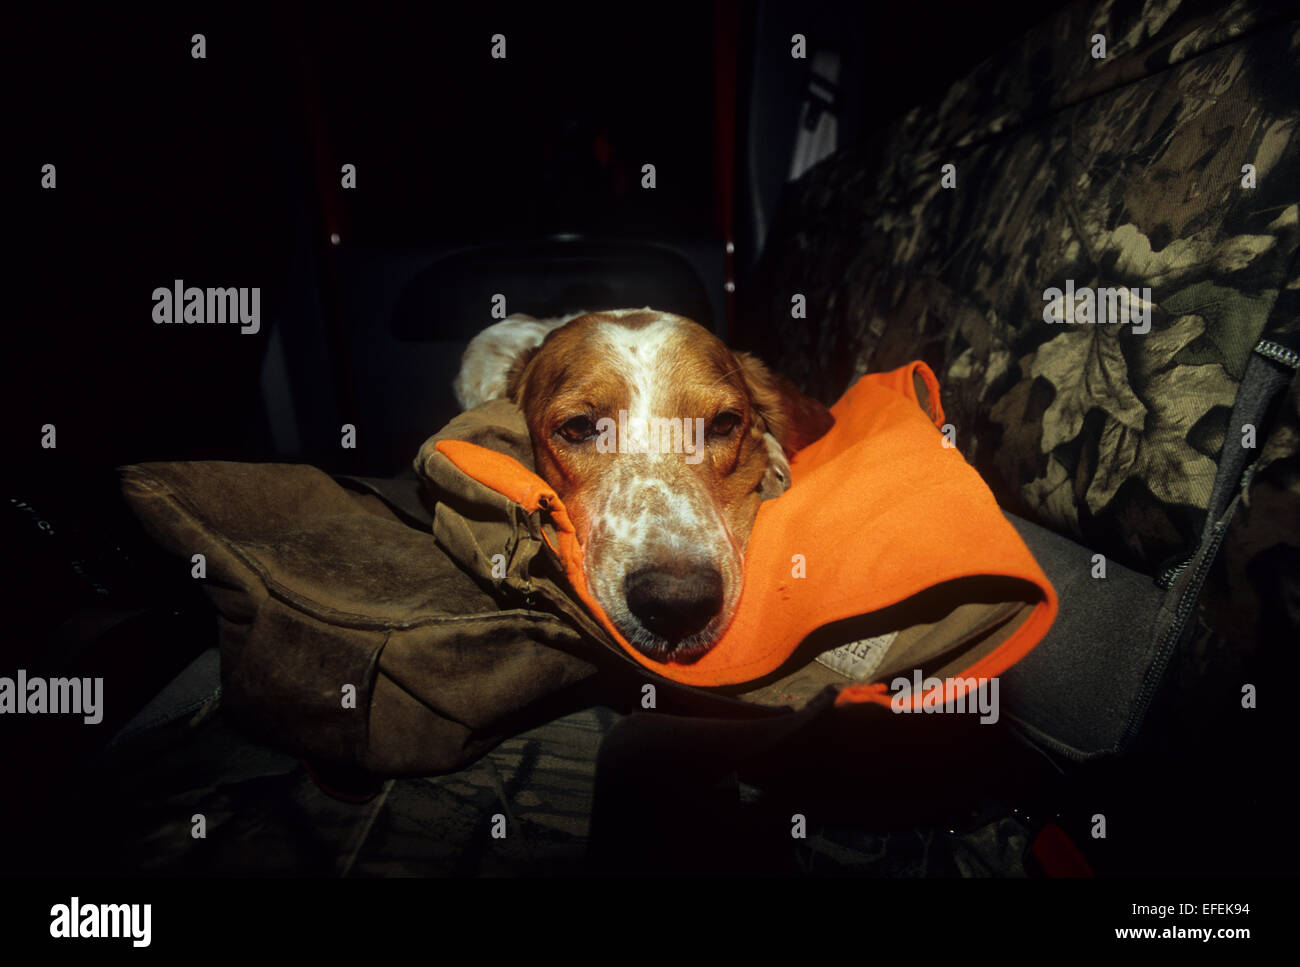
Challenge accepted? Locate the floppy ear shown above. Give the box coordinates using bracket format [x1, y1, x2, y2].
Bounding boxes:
[454, 314, 575, 410]
[735, 352, 835, 455]
[504, 345, 540, 404]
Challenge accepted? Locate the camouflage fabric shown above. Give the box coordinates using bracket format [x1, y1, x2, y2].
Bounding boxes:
[748, 0, 1300, 580]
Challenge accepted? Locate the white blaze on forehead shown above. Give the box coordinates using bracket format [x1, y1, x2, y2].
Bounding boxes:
[597, 318, 681, 453]
[573, 314, 749, 654]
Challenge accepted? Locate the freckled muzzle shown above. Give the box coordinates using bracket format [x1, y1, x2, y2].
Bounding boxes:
[580, 469, 744, 662]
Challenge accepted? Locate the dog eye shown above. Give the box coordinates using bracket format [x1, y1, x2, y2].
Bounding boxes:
[558, 416, 597, 443]
[709, 411, 741, 437]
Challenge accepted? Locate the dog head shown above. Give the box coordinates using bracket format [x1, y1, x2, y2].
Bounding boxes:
[457, 309, 833, 662]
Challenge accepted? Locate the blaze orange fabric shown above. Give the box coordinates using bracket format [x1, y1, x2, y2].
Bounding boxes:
[435, 361, 1057, 708]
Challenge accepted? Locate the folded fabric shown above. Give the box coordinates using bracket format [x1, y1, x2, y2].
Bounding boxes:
[119, 360, 1056, 773]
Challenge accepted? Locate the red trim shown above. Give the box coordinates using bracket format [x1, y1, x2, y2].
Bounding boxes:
[713, 0, 740, 341]
[1031, 823, 1095, 877]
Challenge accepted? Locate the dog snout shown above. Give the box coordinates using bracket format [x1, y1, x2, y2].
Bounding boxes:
[624, 565, 724, 643]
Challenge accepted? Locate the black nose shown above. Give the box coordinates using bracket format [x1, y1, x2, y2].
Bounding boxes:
[625, 565, 724, 642]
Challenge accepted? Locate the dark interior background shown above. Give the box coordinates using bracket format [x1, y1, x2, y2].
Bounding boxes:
[9, 0, 1067, 481]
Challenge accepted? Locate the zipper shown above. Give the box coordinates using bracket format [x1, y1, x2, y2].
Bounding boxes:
[1255, 339, 1299, 370]
[1121, 512, 1231, 750]
[1155, 556, 1193, 591]
[1134, 339, 1299, 742]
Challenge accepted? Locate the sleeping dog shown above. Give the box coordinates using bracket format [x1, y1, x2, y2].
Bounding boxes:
[455, 309, 833, 663]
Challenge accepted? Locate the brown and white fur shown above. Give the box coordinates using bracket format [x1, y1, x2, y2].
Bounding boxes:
[455, 308, 833, 663]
